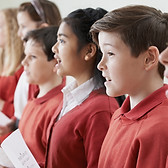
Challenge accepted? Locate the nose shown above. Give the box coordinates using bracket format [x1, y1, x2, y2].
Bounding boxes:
[159, 47, 168, 65]
[52, 42, 59, 58]
[21, 56, 28, 67]
[97, 56, 106, 71]
[17, 27, 21, 38]
[52, 42, 58, 53]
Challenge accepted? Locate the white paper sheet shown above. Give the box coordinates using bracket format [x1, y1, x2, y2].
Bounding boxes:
[1, 129, 40, 168]
[0, 111, 11, 126]
[0, 148, 14, 168]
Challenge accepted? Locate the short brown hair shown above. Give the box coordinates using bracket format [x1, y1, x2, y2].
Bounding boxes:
[91, 5, 168, 78]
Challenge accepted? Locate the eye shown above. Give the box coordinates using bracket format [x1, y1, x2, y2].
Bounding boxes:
[58, 38, 65, 44]
[107, 51, 115, 57]
[21, 24, 26, 29]
[30, 55, 37, 59]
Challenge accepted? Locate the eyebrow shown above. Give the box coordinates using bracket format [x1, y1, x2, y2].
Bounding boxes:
[57, 33, 69, 38]
[103, 42, 116, 47]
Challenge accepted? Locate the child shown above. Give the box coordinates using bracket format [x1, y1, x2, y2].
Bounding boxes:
[91, 5, 168, 168]
[15, 0, 62, 120]
[0, 0, 62, 138]
[18, 26, 65, 167]
[45, 8, 121, 168]
[0, 8, 24, 118]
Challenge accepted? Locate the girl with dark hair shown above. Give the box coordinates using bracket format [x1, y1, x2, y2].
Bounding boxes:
[45, 8, 120, 168]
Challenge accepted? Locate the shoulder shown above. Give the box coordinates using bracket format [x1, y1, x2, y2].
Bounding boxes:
[138, 101, 168, 140]
[84, 88, 118, 109]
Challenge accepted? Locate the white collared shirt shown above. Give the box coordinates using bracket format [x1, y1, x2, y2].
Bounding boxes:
[58, 78, 97, 120]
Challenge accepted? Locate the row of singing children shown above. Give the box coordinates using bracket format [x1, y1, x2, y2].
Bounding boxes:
[0, 1, 122, 167]
[1, 1, 168, 168]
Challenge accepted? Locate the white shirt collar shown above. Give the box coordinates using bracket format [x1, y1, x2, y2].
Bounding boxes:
[58, 78, 96, 120]
[62, 77, 95, 104]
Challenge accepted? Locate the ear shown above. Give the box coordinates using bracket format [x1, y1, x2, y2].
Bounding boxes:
[39, 23, 49, 28]
[144, 46, 159, 71]
[84, 43, 97, 61]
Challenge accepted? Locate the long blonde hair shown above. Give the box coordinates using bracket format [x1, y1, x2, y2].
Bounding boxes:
[0, 8, 24, 76]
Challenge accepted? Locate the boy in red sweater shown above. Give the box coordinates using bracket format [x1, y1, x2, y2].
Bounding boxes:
[19, 26, 64, 167]
[91, 5, 168, 168]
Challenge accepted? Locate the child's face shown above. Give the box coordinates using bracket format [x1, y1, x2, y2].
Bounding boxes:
[98, 31, 145, 97]
[52, 22, 86, 79]
[159, 47, 168, 78]
[22, 40, 56, 85]
[17, 11, 39, 40]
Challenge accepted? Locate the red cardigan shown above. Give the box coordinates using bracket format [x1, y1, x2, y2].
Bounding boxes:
[0, 66, 23, 118]
[45, 88, 119, 168]
[98, 84, 168, 168]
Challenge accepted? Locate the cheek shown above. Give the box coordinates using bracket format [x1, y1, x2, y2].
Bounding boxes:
[23, 29, 28, 37]
[28, 67, 44, 84]
[28, 61, 42, 75]
[164, 65, 168, 78]
[108, 62, 122, 79]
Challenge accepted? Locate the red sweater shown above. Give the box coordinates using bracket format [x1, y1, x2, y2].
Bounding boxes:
[0, 66, 23, 118]
[19, 82, 65, 168]
[45, 88, 119, 168]
[98, 84, 168, 168]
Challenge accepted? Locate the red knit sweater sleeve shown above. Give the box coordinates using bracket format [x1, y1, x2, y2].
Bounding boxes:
[0, 66, 23, 118]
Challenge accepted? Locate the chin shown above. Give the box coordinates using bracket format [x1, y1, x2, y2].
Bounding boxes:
[106, 89, 114, 97]
[106, 88, 120, 97]
[57, 69, 63, 76]
[27, 79, 35, 84]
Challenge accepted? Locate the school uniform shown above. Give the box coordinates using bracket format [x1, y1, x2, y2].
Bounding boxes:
[0, 66, 23, 118]
[19, 81, 65, 168]
[45, 78, 119, 168]
[98, 84, 168, 168]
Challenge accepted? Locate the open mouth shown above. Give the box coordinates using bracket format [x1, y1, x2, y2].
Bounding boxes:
[53, 57, 61, 72]
[56, 58, 61, 64]
[105, 77, 112, 82]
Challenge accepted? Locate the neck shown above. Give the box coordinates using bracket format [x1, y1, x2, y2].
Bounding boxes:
[129, 77, 163, 109]
[37, 76, 62, 98]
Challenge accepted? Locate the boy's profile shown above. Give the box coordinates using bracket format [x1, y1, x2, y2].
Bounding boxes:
[91, 5, 168, 168]
[19, 26, 64, 167]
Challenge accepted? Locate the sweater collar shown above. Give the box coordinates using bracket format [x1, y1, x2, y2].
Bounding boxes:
[32, 81, 65, 104]
[119, 84, 168, 120]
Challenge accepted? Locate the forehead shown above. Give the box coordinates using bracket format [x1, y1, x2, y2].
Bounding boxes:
[24, 41, 47, 60]
[25, 39, 42, 52]
[58, 22, 77, 39]
[17, 11, 31, 21]
[98, 31, 123, 48]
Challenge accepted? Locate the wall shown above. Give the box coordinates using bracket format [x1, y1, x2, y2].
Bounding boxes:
[0, 0, 168, 17]
[0, 0, 168, 83]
